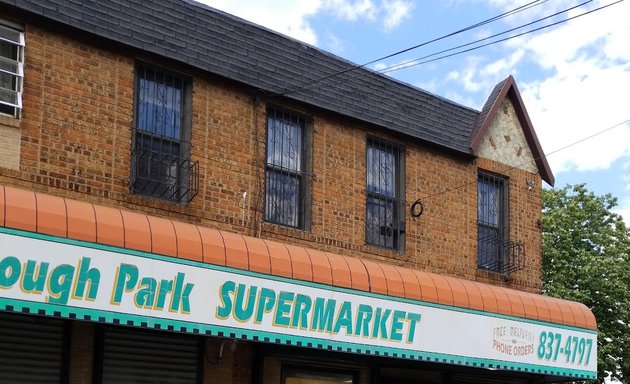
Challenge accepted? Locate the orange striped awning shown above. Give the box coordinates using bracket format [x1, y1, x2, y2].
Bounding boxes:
[0, 184, 596, 330]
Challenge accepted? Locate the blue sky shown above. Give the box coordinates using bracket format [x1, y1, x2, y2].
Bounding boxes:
[197, 0, 630, 223]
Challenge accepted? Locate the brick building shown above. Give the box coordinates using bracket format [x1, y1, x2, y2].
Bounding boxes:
[0, 1, 596, 383]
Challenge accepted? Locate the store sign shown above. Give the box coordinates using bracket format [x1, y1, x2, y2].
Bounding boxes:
[0, 229, 596, 379]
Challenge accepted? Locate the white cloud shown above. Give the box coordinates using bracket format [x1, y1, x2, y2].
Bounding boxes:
[194, 0, 414, 47]
[196, 0, 630, 179]
[446, 70, 459, 81]
[516, 0, 630, 174]
[474, 28, 493, 40]
[622, 160, 630, 191]
[448, 0, 630, 175]
[414, 79, 439, 94]
[445, 56, 492, 97]
[444, 90, 478, 110]
[373, 62, 388, 71]
[480, 48, 523, 77]
[322, 0, 413, 30]
[324, 31, 346, 54]
[614, 196, 630, 226]
[382, 0, 414, 31]
[481, 0, 587, 23]
[324, 0, 377, 21]
[194, 0, 321, 44]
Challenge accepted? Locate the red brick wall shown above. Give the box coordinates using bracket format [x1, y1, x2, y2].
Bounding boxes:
[0, 23, 543, 292]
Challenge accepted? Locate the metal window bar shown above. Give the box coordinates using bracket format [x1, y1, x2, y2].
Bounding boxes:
[0, 23, 24, 117]
[131, 64, 198, 203]
[366, 138, 404, 250]
[264, 107, 309, 229]
[477, 172, 524, 274]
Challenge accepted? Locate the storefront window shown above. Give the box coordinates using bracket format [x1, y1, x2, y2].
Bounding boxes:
[283, 367, 355, 384]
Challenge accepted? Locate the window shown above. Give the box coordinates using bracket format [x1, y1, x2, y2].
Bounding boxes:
[264, 106, 311, 229]
[0, 22, 24, 118]
[366, 137, 405, 250]
[477, 172, 508, 273]
[131, 62, 198, 203]
[282, 366, 356, 384]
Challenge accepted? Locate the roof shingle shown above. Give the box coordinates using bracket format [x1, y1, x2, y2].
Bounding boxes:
[4, 0, 481, 154]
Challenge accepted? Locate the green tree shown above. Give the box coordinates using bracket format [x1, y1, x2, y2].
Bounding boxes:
[542, 184, 630, 383]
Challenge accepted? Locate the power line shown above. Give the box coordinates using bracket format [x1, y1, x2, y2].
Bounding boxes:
[380, 0, 619, 74]
[420, 118, 630, 202]
[273, 0, 548, 97]
[256, 2, 628, 203]
[379, 0, 593, 74]
[273, 0, 618, 99]
[544, 119, 630, 159]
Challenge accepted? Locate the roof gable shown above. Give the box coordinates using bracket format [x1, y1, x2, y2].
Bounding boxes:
[471, 76, 554, 186]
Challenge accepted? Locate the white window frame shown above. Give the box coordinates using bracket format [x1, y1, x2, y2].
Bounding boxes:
[0, 20, 25, 118]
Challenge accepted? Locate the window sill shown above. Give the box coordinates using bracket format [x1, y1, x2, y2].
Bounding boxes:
[476, 267, 509, 279]
[0, 114, 21, 128]
[261, 221, 312, 239]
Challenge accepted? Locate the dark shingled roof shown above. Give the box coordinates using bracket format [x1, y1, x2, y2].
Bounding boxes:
[3, 0, 483, 155]
[472, 77, 509, 141]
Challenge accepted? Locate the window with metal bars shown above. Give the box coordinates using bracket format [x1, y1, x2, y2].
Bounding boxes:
[264, 106, 311, 229]
[477, 172, 508, 274]
[131, 62, 198, 203]
[0, 21, 24, 118]
[366, 137, 405, 250]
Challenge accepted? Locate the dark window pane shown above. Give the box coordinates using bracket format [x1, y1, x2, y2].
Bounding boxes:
[478, 225, 500, 269]
[131, 63, 197, 203]
[137, 76, 182, 139]
[478, 179, 500, 226]
[366, 144, 396, 196]
[0, 41, 20, 74]
[264, 107, 309, 229]
[366, 196, 396, 248]
[0, 84, 18, 105]
[267, 114, 302, 171]
[265, 171, 300, 227]
[477, 173, 506, 273]
[366, 138, 404, 250]
[134, 132, 181, 200]
[0, 24, 23, 45]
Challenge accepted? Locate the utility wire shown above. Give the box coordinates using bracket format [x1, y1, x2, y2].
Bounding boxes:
[273, 0, 619, 99]
[420, 118, 630, 202]
[273, 0, 547, 97]
[379, 0, 593, 74]
[258, 1, 628, 202]
[380, 0, 619, 74]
